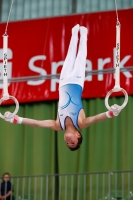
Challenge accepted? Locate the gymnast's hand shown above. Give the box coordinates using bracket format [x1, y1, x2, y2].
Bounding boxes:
[110, 104, 121, 116]
[4, 111, 13, 122]
[106, 104, 121, 118]
[4, 111, 22, 124]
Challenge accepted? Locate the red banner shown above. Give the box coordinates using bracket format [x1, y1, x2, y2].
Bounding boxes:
[0, 9, 133, 103]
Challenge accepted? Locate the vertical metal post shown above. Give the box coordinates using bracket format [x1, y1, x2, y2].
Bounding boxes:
[128, 172, 130, 200]
[28, 177, 31, 199]
[5, 181, 7, 199]
[22, 177, 25, 199]
[58, 176, 61, 200]
[115, 173, 117, 197]
[122, 173, 124, 198]
[11, 178, 13, 200]
[52, 176, 55, 200]
[83, 175, 86, 200]
[96, 174, 98, 200]
[102, 174, 105, 199]
[71, 175, 74, 200]
[16, 178, 19, 200]
[65, 176, 68, 200]
[90, 174, 92, 200]
[46, 175, 49, 200]
[108, 172, 111, 200]
[77, 175, 80, 200]
[34, 177, 37, 200]
[40, 177, 43, 200]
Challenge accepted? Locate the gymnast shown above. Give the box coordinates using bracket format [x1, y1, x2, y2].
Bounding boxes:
[4, 24, 121, 151]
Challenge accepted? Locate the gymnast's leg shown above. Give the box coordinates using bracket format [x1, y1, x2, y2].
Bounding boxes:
[59, 24, 79, 87]
[71, 26, 88, 88]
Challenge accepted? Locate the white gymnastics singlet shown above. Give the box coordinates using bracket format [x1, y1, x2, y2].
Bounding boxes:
[58, 84, 83, 130]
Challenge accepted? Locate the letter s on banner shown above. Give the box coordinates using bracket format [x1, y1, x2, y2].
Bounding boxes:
[28, 55, 47, 86]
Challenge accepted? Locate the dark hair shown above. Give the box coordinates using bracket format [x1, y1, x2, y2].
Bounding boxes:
[69, 132, 83, 151]
[2, 172, 11, 181]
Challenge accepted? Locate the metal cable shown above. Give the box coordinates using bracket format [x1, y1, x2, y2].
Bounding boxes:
[115, 0, 119, 22]
[5, 0, 14, 34]
[0, 66, 133, 83]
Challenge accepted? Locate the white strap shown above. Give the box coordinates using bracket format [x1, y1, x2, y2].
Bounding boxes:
[106, 111, 112, 118]
[114, 22, 121, 91]
[3, 35, 9, 99]
[18, 117, 23, 124]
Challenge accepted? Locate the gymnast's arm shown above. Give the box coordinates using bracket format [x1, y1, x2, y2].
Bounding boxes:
[81, 104, 121, 128]
[4, 112, 61, 131]
[22, 118, 61, 131]
[82, 112, 108, 128]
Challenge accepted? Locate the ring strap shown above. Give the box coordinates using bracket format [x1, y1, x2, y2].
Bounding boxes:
[3, 34, 9, 99]
[114, 22, 121, 91]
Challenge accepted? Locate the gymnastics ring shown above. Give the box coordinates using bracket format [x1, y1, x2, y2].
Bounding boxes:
[105, 87, 128, 113]
[0, 95, 19, 119]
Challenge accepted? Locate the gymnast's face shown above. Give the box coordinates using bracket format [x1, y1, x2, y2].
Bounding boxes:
[64, 132, 80, 148]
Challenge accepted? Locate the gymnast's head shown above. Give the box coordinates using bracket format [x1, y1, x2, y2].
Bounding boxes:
[64, 130, 83, 151]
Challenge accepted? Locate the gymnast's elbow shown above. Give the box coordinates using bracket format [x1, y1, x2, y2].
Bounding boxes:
[81, 116, 98, 128]
[80, 118, 91, 128]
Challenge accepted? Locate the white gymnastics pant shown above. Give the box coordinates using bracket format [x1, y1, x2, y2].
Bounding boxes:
[59, 30, 87, 88]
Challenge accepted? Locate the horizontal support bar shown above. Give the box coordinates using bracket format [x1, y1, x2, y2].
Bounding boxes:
[2, 169, 133, 179]
[0, 66, 133, 83]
